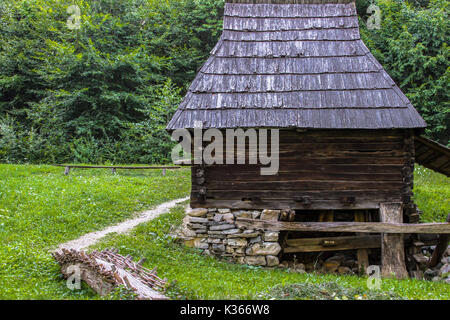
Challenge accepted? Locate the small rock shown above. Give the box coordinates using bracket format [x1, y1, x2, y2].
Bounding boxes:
[251, 211, 261, 219]
[266, 255, 280, 267]
[207, 208, 218, 212]
[189, 217, 209, 224]
[263, 232, 279, 242]
[193, 238, 209, 250]
[432, 276, 441, 282]
[207, 238, 223, 244]
[187, 223, 207, 230]
[338, 266, 352, 275]
[213, 214, 223, 222]
[439, 264, 450, 278]
[188, 208, 208, 217]
[222, 213, 235, 223]
[233, 211, 252, 219]
[227, 238, 248, 247]
[211, 244, 225, 253]
[292, 263, 306, 273]
[218, 209, 231, 214]
[244, 256, 266, 266]
[413, 253, 429, 265]
[246, 242, 281, 256]
[209, 224, 236, 231]
[228, 232, 259, 238]
[207, 231, 227, 237]
[260, 210, 280, 221]
[326, 254, 346, 264]
[424, 268, 440, 280]
[249, 236, 262, 244]
[236, 256, 245, 264]
[322, 261, 340, 273]
[220, 228, 241, 235]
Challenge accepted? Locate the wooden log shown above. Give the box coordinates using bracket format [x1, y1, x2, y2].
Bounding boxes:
[234, 218, 450, 234]
[355, 211, 369, 274]
[380, 203, 408, 279]
[284, 235, 381, 253]
[428, 213, 450, 268]
[53, 165, 180, 170]
[194, 198, 396, 211]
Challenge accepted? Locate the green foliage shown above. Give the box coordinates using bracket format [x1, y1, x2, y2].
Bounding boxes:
[360, 0, 450, 145]
[0, 0, 448, 163]
[413, 166, 450, 222]
[0, 0, 223, 164]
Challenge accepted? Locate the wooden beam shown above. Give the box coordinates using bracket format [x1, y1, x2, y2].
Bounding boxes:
[380, 202, 408, 279]
[235, 218, 450, 234]
[284, 235, 381, 253]
[428, 213, 450, 268]
[53, 165, 180, 170]
[355, 211, 370, 274]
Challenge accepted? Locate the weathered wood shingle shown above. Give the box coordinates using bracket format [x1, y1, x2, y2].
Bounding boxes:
[167, 0, 426, 130]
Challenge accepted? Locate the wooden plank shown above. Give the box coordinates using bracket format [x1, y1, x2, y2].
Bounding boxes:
[380, 203, 408, 279]
[284, 235, 381, 253]
[235, 218, 450, 234]
[53, 165, 180, 170]
[192, 199, 386, 210]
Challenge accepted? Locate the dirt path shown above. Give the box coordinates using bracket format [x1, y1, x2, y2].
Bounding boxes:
[56, 197, 189, 251]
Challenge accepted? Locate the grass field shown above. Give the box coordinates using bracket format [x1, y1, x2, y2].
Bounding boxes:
[0, 164, 448, 299]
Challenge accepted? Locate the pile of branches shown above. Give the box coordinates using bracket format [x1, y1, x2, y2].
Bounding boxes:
[53, 248, 168, 300]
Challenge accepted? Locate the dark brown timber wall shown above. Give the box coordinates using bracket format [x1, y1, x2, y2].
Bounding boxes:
[191, 129, 416, 215]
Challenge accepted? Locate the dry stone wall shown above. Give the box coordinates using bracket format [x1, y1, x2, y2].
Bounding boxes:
[184, 208, 282, 267]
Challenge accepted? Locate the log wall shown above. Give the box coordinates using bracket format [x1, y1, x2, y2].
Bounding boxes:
[191, 129, 416, 214]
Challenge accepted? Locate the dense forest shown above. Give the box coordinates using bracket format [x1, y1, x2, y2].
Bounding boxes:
[0, 0, 448, 164]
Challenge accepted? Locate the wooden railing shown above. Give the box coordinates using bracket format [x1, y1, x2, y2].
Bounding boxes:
[52, 164, 181, 176]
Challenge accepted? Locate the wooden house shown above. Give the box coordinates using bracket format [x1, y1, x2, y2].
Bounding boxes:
[167, 0, 450, 277]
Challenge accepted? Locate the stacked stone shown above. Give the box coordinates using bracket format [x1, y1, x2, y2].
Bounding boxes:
[185, 208, 282, 267]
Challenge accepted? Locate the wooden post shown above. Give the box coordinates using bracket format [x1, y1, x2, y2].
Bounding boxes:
[355, 211, 369, 274]
[380, 202, 408, 279]
[111, 168, 116, 174]
[428, 213, 450, 268]
[162, 168, 166, 176]
[64, 166, 70, 175]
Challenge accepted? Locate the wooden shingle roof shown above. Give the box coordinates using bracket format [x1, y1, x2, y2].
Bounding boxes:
[167, 0, 427, 130]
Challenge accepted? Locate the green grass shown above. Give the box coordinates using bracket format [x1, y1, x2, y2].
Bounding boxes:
[0, 164, 448, 299]
[0, 164, 190, 299]
[413, 166, 450, 222]
[93, 204, 450, 300]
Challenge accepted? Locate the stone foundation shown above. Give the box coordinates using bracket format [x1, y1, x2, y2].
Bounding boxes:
[183, 208, 282, 267]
